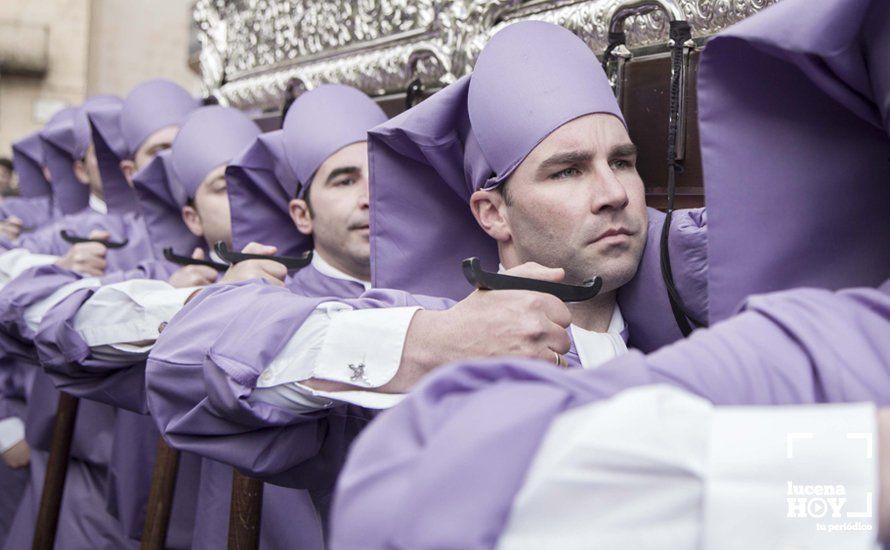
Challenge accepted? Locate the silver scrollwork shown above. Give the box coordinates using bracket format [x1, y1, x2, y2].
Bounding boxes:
[193, 0, 779, 111]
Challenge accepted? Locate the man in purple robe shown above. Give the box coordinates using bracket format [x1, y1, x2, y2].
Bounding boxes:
[0, 79, 202, 550]
[0, 132, 55, 240]
[20, 104, 260, 549]
[330, 0, 890, 548]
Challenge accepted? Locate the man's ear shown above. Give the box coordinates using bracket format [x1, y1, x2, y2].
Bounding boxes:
[119, 159, 136, 184]
[73, 160, 90, 185]
[469, 189, 511, 243]
[181, 204, 204, 238]
[289, 198, 313, 236]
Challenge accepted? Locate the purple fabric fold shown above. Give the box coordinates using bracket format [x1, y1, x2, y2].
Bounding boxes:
[226, 130, 312, 257]
[701, 0, 890, 323]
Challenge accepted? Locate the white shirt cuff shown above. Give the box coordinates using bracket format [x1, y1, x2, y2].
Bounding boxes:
[252, 305, 420, 411]
[0, 249, 59, 285]
[499, 386, 878, 550]
[24, 277, 103, 334]
[74, 280, 198, 350]
[0, 417, 25, 453]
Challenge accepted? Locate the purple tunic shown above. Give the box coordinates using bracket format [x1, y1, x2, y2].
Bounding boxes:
[0, 361, 29, 548]
[146, 268, 375, 546]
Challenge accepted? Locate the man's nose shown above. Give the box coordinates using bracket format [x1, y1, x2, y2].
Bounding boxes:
[357, 178, 370, 209]
[589, 166, 629, 213]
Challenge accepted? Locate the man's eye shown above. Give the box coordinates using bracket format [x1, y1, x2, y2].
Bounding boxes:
[333, 177, 356, 187]
[550, 167, 582, 180]
[609, 159, 634, 170]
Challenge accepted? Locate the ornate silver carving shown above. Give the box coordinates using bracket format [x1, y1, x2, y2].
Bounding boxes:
[193, 0, 779, 110]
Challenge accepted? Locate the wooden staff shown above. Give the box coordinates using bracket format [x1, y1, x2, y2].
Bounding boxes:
[227, 471, 264, 550]
[32, 392, 79, 550]
[140, 438, 181, 550]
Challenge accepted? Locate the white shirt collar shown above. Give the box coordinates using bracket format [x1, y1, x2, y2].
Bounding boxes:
[311, 251, 372, 291]
[89, 194, 107, 214]
[570, 304, 629, 370]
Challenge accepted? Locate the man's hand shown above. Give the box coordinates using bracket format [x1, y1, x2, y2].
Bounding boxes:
[167, 248, 219, 288]
[388, 262, 572, 392]
[219, 242, 286, 287]
[0, 216, 23, 240]
[1, 439, 30, 469]
[54, 229, 109, 276]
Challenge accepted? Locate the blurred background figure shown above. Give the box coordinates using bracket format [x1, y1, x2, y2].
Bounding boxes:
[0, 158, 15, 199]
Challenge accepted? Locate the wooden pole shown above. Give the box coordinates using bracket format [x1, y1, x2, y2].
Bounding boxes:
[227, 471, 263, 550]
[140, 438, 181, 550]
[32, 392, 79, 550]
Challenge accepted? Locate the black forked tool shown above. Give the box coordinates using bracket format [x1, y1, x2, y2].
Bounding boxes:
[60, 229, 128, 249]
[214, 241, 313, 270]
[163, 248, 229, 272]
[462, 257, 602, 303]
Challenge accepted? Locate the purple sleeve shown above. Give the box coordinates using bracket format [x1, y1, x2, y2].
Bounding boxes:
[330, 281, 890, 550]
[30, 261, 179, 413]
[146, 281, 453, 487]
[33, 285, 152, 413]
[8, 218, 66, 255]
[0, 264, 84, 344]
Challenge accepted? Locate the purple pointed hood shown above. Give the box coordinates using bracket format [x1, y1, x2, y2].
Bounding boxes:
[226, 130, 312, 257]
[170, 105, 261, 199]
[11, 131, 51, 199]
[281, 84, 387, 197]
[132, 150, 203, 261]
[40, 106, 90, 215]
[87, 99, 141, 214]
[120, 79, 200, 158]
[368, 21, 623, 300]
[699, 0, 890, 322]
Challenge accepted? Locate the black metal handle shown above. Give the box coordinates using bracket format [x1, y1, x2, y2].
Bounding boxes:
[462, 257, 602, 303]
[60, 229, 128, 249]
[163, 247, 228, 272]
[214, 241, 312, 270]
[405, 78, 424, 110]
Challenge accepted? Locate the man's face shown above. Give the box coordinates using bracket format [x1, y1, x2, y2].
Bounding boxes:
[134, 126, 179, 171]
[289, 142, 371, 279]
[73, 144, 104, 198]
[477, 113, 648, 292]
[181, 165, 232, 249]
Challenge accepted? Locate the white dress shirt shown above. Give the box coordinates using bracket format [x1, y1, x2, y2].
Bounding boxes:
[570, 306, 628, 369]
[498, 385, 879, 550]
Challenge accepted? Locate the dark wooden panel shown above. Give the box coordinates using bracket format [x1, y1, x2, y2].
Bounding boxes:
[620, 50, 704, 209]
